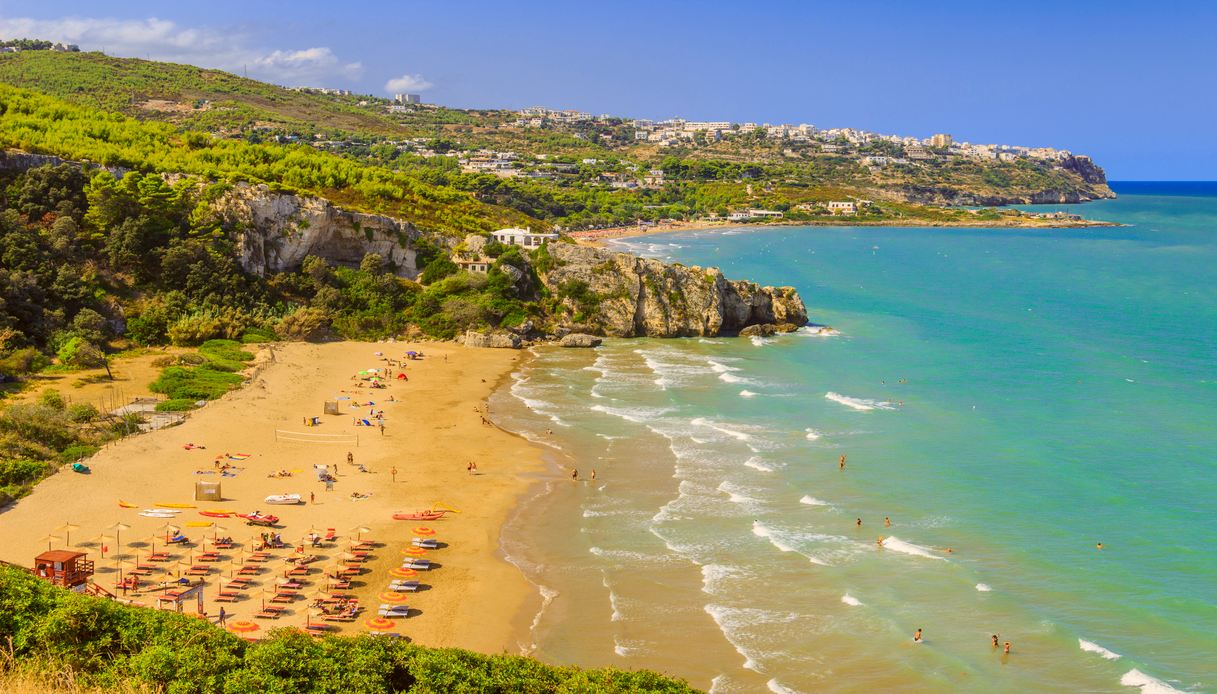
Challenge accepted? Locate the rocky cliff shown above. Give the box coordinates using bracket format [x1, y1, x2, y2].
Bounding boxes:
[211, 183, 428, 279]
[541, 243, 806, 337]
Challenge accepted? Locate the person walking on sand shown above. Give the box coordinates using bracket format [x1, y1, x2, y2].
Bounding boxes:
[309, 492, 315, 504]
[571, 468, 579, 480]
[839, 454, 846, 470]
[347, 452, 354, 466]
[467, 462, 474, 475]
[591, 469, 597, 480]
[391, 466, 397, 482]
[914, 628, 923, 643]
[379, 421, 386, 435]
[218, 606, 227, 626]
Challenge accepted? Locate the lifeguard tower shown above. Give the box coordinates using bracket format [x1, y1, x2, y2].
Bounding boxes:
[32, 550, 94, 592]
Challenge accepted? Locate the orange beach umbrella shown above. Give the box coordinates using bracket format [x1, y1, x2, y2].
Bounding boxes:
[379, 591, 408, 604]
[227, 620, 260, 634]
[388, 567, 418, 579]
[401, 547, 428, 557]
[412, 527, 435, 536]
[364, 617, 395, 632]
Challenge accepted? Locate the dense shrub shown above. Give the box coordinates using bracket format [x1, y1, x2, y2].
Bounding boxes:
[154, 399, 197, 412]
[0, 566, 697, 693]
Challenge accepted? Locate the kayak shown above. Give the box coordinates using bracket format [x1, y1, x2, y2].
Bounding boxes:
[199, 511, 232, 518]
[392, 511, 447, 521]
[139, 511, 176, 518]
[264, 494, 303, 505]
[143, 508, 181, 514]
[155, 502, 197, 509]
[118, 500, 138, 508]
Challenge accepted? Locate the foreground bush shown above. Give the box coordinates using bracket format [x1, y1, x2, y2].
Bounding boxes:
[0, 566, 697, 693]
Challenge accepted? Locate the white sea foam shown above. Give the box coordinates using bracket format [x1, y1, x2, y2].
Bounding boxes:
[703, 604, 797, 673]
[740, 389, 757, 398]
[879, 537, 945, 560]
[608, 590, 624, 622]
[692, 417, 753, 441]
[767, 679, 799, 694]
[752, 521, 830, 565]
[975, 583, 992, 592]
[799, 495, 829, 506]
[719, 372, 747, 384]
[700, 564, 738, 594]
[589, 546, 669, 563]
[825, 391, 895, 411]
[804, 428, 822, 441]
[797, 325, 841, 337]
[841, 594, 863, 606]
[708, 359, 740, 374]
[717, 480, 762, 505]
[1120, 669, 1184, 694]
[1079, 639, 1121, 660]
[590, 403, 673, 424]
[613, 637, 647, 657]
[745, 456, 776, 472]
[749, 336, 768, 347]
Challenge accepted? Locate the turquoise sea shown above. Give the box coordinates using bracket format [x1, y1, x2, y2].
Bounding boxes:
[491, 184, 1217, 693]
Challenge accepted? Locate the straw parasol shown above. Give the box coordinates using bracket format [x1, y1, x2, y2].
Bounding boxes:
[350, 526, 372, 540]
[364, 617, 395, 632]
[37, 534, 61, 551]
[379, 590, 408, 604]
[413, 526, 435, 536]
[56, 522, 81, 547]
[389, 567, 418, 579]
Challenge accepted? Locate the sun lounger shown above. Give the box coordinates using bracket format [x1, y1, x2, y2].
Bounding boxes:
[271, 594, 295, 604]
[322, 614, 357, 622]
[324, 528, 337, 542]
[388, 580, 421, 592]
[411, 539, 439, 549]
[129, 568, 153, 577]
[215, 592, 240, 603]
[147, 552, 170, 561]
[377, 604, 410, 618]
[254, 611, 281, 620]
[288, 566, 310, 576]
[401, 559, 432, 570]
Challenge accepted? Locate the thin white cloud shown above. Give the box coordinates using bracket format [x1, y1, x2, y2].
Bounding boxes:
[384, 73, 433, 94]
[0, 15, 362, 86]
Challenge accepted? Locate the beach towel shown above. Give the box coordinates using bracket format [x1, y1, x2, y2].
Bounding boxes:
[221, 472, 238, 478]
[227, 453, 252, 461]
[195, 470, 216, 475]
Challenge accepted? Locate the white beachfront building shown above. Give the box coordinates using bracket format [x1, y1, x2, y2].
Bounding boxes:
[490, 227, 559, 248]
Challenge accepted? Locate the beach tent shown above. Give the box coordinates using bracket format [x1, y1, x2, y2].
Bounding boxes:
[195, 481, 222, 501]
[324, 401, 340, 415]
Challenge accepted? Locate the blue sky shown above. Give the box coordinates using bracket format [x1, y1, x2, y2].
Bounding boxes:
[1, 0, 1213, 179]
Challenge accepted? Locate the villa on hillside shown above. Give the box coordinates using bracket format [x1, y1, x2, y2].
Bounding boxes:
[827, 201, 857, 215]
[456, 257, 493, 273]
[491, 228, 560, 248]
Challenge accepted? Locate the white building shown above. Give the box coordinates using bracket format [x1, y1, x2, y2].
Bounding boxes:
[394, 93, 422, 104]
[457, 258, 493, 273]
[827, 201, 856, 215]
[491, 228, 560, 248]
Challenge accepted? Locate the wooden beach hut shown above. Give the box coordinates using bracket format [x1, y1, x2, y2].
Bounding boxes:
[32, 550, 94, 591]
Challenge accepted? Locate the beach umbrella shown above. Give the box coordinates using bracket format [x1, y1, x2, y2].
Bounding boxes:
[365, 617, 395, 632]
[350, 526, 371, 540]
[413, 526, 435, 536]
[388, 567, 418, 579]
[38, 534, 61, 551]
[227, 620, 260, 634]
[379, 590, 408, 604]
[56, 522, 80, 547]
[213, 524, 228, 543]
[401, 547, 427, 557]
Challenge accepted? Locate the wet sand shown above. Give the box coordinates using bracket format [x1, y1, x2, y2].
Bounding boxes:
[0, 341, 545, 652]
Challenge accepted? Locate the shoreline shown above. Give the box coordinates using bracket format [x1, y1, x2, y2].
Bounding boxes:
[569, 215, 1119, 246]
[0, 340, 545, 653]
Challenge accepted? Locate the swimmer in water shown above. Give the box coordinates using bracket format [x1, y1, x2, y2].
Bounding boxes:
[1004, 642, 1011, 654]
[1096, 542, 1103, 550]
[856, 518, 863, 527]
[884, 516, 892, 527]
[839, 454, 846, 470]
[914, 628, 923, 643]
[877, 536, 884, 547]
[992, 634, 999, 648]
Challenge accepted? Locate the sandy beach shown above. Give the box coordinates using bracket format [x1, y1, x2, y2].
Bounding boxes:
[0, 341, 545, 652]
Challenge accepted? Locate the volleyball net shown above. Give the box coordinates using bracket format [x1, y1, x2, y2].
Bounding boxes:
[274, 430, 359, 446]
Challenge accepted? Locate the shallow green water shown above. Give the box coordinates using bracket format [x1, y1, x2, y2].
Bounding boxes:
[492, 187, 1217, 693]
